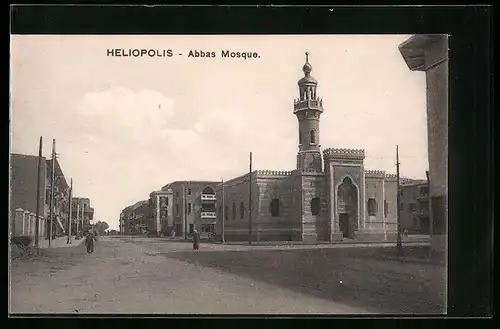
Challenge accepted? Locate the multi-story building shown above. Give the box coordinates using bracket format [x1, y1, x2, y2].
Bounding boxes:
[399, 34, 448, 252]
[400, 180, 430, 234]
[148, 189, 173, 235]
[161, 181, 219, 237]
[10, 153, 70, 239]
[120, 205, 134, 234]
[71, 197, 95, 234]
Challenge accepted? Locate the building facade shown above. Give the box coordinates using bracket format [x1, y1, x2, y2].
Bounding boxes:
[148, 189, 173, 235]
[10, 153, 71, 239]
[160, 181, 219, 237]
[400, 180, 430, 234]
[213, 53, 425, 243]
[399, 34, 448, 252]
[71, 197, 95, 234]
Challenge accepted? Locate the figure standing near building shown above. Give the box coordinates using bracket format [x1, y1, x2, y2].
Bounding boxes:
[192, 229, 200, 250]
[84, 230, 97, 253]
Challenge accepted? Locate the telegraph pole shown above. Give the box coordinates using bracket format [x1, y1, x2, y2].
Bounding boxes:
[248, 152, 253, 245]
[183, 183, 187, 240]
[34, 137, 43, 247]
[396, 145, 402, 253]
[221, 178, 225, 244]
[67, 178, 73, 244]
[76, 203, 80, 238]
[48, 139, 56, 247]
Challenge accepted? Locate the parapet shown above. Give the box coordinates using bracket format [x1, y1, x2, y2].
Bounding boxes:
[365, 170, 386, 178]
[256, 170, 293, 176]
[323, 148, 365, 160]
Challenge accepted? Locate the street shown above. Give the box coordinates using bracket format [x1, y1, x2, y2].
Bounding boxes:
[9, 237, 446, 315]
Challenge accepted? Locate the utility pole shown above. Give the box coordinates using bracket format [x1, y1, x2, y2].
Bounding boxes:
[67, 178, 72, 244]
[248, 152, 253, 245]
[48, 139, 56, 247]
[34, 137, 43, 248]
[183, 183, 187, 240]
[76, 203, 80, 238]
[221, 178, 225, 244]
[396, 145, 402, 253]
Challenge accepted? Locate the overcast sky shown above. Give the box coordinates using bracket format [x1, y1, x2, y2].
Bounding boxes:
[10, 35, 428, 230]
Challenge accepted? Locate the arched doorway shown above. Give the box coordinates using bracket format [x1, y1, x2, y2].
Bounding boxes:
[337, 176, 358, 238]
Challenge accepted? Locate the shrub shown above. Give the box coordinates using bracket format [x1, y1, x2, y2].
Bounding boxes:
[11, 236, 33, 247]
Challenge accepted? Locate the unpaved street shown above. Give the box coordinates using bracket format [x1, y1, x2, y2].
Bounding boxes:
[9, 237, 445, 314]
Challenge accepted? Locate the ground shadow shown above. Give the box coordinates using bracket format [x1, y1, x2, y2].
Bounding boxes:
[164, 246, 446, 314]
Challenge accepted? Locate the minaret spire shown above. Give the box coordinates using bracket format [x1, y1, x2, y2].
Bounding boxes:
[305, 51, 309, 63]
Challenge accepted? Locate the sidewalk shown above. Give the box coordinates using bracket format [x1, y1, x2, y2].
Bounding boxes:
[36, 236, 85, 249]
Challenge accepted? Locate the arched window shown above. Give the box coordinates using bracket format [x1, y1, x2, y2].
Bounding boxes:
[311, 197, 321, 215]
[232, 203, 236, 220]
[310, 130, 316, 144]
[384, 200, 388, 217]
[299, 130, 302, 144]
[270, 199, 280, 217]
[367, 198, 378, 216]
[225, 206, 228, 220]
[240, 202, 245, 219]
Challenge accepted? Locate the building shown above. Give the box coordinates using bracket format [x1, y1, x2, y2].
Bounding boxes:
[71, 197, 95, 234]
[213, 53, 425, 242]
[161, 181, 219, 237]
[119, 205, 134, 234]
[400, 180, 430, 234]
[10, 153, 70, 239]
[398, 34, 448, 252]
[148, 189, 173, 235]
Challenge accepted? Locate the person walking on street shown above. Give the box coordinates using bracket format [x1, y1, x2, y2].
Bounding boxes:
[84, 231, 97, 253]
[193, 229, 200, 250]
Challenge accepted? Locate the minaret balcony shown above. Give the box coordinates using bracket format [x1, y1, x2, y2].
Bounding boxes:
[293, 99, 324, 113]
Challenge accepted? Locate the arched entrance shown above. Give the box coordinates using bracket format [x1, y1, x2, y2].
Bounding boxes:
[337, 176, 358, 238]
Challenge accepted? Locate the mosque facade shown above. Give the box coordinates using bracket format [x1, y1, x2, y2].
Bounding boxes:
[213, 53, 420, 242]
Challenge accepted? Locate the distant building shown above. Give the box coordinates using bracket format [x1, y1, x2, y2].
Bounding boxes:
[400, 180, 430, 234]
[71, 197, 95, 234]
[161, 181, 219, 237]
[10, 153, 70, 239]
[148, 189, 173, 235]
[119, 205, 134, 234]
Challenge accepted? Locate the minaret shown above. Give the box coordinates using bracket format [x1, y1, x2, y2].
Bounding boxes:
[294, 52, 324, 171]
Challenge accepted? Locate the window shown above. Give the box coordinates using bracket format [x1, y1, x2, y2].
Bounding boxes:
[189, 224, 194, 233]
[188, 203, 192, 214]
[232, 203, 236, 220]
[299, 130, 302, 144]
[419, 186, 429, 195]
[166, 197, 169, 206]
[176, 204, 179, 214]
[311, 197, 321, 215]
[176, 191, 179, 197]
[270, 199, 280, 217]
[225, 206, 229, 220]
[310, 130, 316, 144]
[367, 198, 377, 216]
[219, 205, 222, 218]
[188, 189, 192, 196]
[240, 202, 245, 219]
[384, 200, 389, 217]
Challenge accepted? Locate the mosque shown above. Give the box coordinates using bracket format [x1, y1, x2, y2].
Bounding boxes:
[213, 52, 420, 243]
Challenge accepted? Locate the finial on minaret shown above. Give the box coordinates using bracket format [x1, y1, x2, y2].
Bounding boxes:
[302, 52, 312, 75]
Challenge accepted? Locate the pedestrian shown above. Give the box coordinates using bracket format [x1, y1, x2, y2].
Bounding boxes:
[192, 229, 200, 250]
[403, 228, 409, 237]
[84, 231, 97, 253]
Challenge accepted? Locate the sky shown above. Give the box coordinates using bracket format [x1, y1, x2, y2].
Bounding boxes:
[10, 35, 428, 230]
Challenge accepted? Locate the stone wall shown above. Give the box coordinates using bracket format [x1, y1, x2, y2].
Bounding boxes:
[300, 171, 328, 241]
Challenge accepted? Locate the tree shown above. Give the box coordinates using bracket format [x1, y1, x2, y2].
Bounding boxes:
[93, 221, 109, 235]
